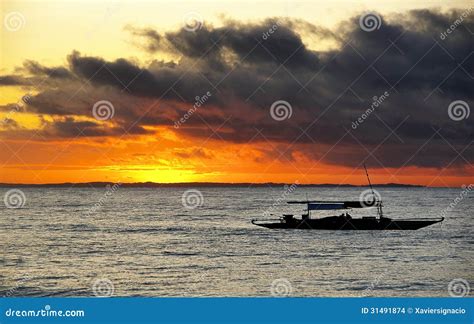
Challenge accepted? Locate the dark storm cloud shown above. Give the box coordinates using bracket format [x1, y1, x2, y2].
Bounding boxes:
[67, 50, 158, 92]
[160, 19, 321, 70]
[43, 117, 150, 137]
[66, 51, 213, 104]
[125, 26, 163, 53]
[0, 115, 151, 139]
[0, 75, 28, 86]
[1, 9, 473, 168]
[22, 61, 72, 79]
[0, 62, 72, 86]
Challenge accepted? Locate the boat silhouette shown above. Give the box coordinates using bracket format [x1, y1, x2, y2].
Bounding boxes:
[251, 166, 444, 230]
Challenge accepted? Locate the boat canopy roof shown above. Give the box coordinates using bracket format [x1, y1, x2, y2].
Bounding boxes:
[287, 200, 380, 209]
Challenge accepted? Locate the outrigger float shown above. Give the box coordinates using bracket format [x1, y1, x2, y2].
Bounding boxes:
[251, 166, 444, 230]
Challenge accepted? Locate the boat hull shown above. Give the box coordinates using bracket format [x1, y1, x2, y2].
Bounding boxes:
[252, 216, 443, 230]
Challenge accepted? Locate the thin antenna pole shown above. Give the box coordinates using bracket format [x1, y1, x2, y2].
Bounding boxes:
[363, 163, 374, 197]
[363, 163, 383, 217]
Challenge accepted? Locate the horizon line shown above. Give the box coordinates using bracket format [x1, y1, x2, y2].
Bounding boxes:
[0, 181, 463, 188]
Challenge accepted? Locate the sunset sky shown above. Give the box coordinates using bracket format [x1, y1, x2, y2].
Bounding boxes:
[1, 0, 473, 186]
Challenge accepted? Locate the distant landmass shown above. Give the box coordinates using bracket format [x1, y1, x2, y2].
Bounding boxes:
[0, 182, 425, 188]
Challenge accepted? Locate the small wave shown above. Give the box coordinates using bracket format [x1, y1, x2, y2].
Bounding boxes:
[0, 286, 90, 297]
[163, 251, 200, 257]
[117, 227, 188, 233]
[66, 224, 99, 232]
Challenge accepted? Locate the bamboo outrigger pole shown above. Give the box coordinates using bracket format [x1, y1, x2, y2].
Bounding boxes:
[363, 163, 383, 218]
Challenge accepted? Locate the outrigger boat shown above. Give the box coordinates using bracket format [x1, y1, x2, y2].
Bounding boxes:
[251, 166, 444, 230]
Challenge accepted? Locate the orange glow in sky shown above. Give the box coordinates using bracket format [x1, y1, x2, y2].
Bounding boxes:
[1, 0, 473, 187]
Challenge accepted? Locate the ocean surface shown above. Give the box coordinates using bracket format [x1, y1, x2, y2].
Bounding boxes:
[1, 186, 472, 297]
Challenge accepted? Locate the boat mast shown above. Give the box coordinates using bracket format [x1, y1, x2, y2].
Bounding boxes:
[363, 164, 383, 218]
